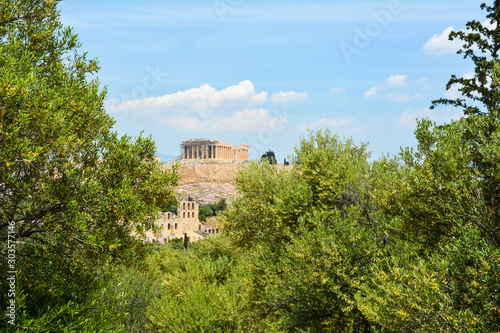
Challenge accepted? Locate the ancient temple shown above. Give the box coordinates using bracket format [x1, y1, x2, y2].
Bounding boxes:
[181, 139, 249, 161]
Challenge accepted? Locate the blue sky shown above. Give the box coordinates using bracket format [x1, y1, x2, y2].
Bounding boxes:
[59, 0, 487, 161]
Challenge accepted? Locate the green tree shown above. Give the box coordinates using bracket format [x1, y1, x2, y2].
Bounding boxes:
[162, 201, 178, 214]
[199, 213, 207, 223]
[293, 129, 372, 217]
[261, 149, 277, 165]
[431, 1, 500, 115]
[371, 118, 486, 248]
[145, 236, 251, 332]
[224, 129, 373, 249]
[213, 198, 227, 213]
[199, 204, 215, 217]
[223, 129, 379, 330]
[431, 1, 500, 245]
[0, 1, 179, 330]
[358, 220, 500, 332]
[358, 4, 500, 325]
[223, 161, 312, 248]
[255, 209, 380, 332]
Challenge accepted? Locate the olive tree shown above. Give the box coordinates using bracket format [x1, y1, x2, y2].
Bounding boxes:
[0, 1, 179, 330]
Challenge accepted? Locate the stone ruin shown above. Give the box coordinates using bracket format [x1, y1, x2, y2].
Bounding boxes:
[181, 139, 249, 161]
[142, 198, 220, 243]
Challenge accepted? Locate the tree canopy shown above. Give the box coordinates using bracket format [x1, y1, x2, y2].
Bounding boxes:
[260, 149, 277, 165]
[431, 1, 500, 245]
[0, 0, 179, 330]
[2, 1, 499, 332]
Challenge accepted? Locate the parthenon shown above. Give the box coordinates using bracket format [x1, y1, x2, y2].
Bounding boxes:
[182, 139, 249, 161]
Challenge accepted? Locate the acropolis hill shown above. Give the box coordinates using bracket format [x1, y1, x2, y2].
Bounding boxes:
[157, 139, 247, 204]
[161, 139, 250, 183]
[160, 139, 290, 204]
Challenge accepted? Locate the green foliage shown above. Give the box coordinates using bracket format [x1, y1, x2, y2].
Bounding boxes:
[169, 238, 183, 244]
[261, 149, 277, 165]
[293, 129, 372, 215]
[358, 222, 500, 332]
[199, 198, 226, 220]
[145, 236, 251, 332]
[0, 0, 179, 329]
[431, 1, 500, 245]
[223, 160, 313, 248]
[371, 118, 486, 248]
[431, 2, 500, 115]
[161, 201, 178, 214]
[253, 209, 380, 332]
[372, 70, 500, 248]
[364, 58, 500, 330]
[224, 129, 373, 249]
[199, 204, 215, 217]
[213, 198, 227, 212]
[199, 213, 207, 222]
[224, 129, 378, 330]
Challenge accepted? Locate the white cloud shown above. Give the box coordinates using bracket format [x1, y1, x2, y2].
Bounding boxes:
[462, 71, 475, 80]
[443, 71, 475, 99]
[330, 87, 347, 93]
[483, 19, 495, 30]
[167, 115, 206, 131]
[424, 21, 493, 56]
[295, 117, 353, 131]
[210, 108, 286, 131]
[364, 87, 378, 98]
[423, 26, 463, 55]
[419, 77, 428, 82]
[270, 91, 308, 104]
[399, 107, 463, 126]
[105, 80, 299, 132]
[443, 86, 462, 100]
[387, 92, 422, 102]
[109, 80, 267, 118]
[387, 74, 408, 87]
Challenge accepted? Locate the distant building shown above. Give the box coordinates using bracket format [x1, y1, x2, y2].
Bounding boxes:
[142, 199, 220, 243]
[181, 139, 249, 161]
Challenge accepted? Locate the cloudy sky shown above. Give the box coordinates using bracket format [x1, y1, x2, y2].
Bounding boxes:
[60, 0, 487, 161]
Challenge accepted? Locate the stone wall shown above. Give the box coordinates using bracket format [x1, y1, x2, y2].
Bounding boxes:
[172, 161, 245, 184]
[164, 161, 292, 184]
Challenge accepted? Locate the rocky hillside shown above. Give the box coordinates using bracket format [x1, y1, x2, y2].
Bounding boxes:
[161, 161, 243, 204]
[176, 182, 237, 205]
[162, 161, 291, 204]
